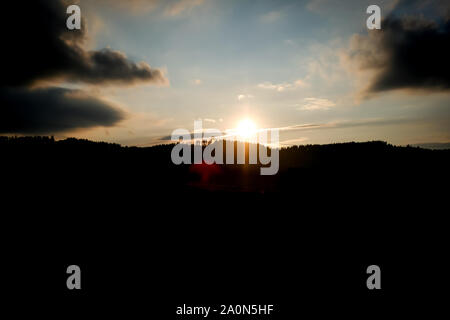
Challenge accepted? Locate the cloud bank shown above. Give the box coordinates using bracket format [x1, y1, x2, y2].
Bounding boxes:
[1, 1, 167, 87]
[0, 87, 124, 134]
[0, 0, 167, 134]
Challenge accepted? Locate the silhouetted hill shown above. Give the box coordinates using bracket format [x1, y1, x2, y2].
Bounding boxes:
[1, 136, 448, 195]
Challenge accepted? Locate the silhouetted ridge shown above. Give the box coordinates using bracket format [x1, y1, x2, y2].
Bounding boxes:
[0, 136, 448, 195]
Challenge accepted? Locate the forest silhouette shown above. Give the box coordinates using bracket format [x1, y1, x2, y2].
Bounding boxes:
[1, 136, 447, 197]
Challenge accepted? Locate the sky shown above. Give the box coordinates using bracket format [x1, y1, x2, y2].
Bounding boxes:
[1, 0, 449, 147]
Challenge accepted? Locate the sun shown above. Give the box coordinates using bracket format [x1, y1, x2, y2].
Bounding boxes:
[235, 118, 258, 140]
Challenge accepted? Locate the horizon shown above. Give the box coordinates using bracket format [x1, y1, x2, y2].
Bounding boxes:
[2, 134, 450, 151]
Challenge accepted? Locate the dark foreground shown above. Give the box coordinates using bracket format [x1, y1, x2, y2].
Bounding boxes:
[1, 136, 448, 318]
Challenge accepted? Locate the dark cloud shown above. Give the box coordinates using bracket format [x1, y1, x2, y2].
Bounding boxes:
[0, 87, 125, 134]
[64, 48, 167, 86]
[1, 0, 167, 87]
[0, 0, 165, 134]
[369, 16, 450, 92]
[347, 0, 450, 95]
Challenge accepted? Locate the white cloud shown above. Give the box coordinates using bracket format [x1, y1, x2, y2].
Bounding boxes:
[238, 94, 254, 101]
[257, 80, 308, 92]
[264, 117, 417, 133]
[294, 79, 308, 88]
[300, 98, 336, 110]
[258, 82, 291, 91]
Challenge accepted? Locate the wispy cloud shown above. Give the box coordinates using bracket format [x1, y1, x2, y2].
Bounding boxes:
[257, 80, 308, 92]
[280, 137, 309, 146]
[260, 10, 283, 23]
[92, 0, 160, 14]
[91, 0, 206, 16]
[300, 98, 336, 111]
[165, 0, 205, 16]
[237, 94, 253, 101]
[275, 117, 419, 132]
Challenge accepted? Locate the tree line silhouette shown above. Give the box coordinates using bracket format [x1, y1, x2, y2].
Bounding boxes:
[1, 136, 448, 196]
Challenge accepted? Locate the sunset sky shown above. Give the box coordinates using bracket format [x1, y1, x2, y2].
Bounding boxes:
[1, 0, 449, 147]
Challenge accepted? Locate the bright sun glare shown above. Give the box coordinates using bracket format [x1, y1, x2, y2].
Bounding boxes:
[235, 118, 257, 140]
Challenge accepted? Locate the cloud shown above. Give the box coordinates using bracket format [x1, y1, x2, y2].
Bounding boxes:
[0, 87, 125, 134]
[260, 10, 282, 23]
[237, 94, 253, 101]
[300, 98, 336, 111]
[257, 80, 308, 92]
[294, 80, 309, 88]
[1, 0, 167, 87]
[65, 49, 167, 86]
[88, 0, 206, 16]
[306, 0, 398, 18]
[0, 0, 166, 135]
[284, 39, 295, 46]
[275, 117, 418, 132]
[91, 0, 160, 13]
[344, 0, 450, 97]
[165, 0, 205, 16]
[280, 137, 309, 146]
